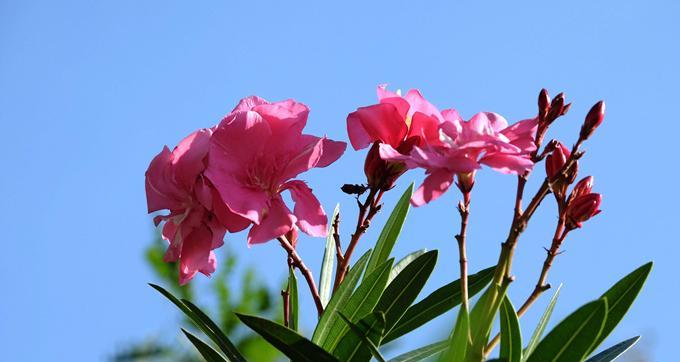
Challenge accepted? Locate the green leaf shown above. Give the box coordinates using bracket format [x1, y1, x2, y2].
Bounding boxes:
[388, 249, 427, 284]
[522, 284, 562, 360]
[319, 204, 340, 308]
[438, 304, 469, 362]
[526, 299, 608, 362]
[467, 279, 508, 360]
[499, 296, 522, 362]
[585, 336, 640, 362]
[588, 262, 652, 355]
[384, 266, 495, 344]
[320, 258, 393, 351]
[181, 328, 228, 362]
[336, 312, 387, 362]
[236, 313, 339, 362]
[312, 249, 372, 344]
[374, 250, 438, 335]
[288, 266, 299, 331]
[365, 183, 414, 277]
[149, 284, 246, 362]
[386, 340, 448, 362]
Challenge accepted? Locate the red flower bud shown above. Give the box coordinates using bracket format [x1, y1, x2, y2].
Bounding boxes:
[538, 88, 551, 121]
[285, 227, 299, 249]
[580, 101, 605, 140]
[566, 193, 602, 229]
[546, 92, 566, 123]
[545, 142, 570, 182]
[456, 171, 476, 193]
[572, 176, 594, 198]
[364, 141, 407, 191]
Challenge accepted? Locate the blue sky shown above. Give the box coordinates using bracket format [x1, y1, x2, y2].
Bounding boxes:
[1, 0, 678, 360]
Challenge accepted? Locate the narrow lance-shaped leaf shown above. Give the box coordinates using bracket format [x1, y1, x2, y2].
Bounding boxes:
[386, 340, 448, 362]
[438, 304, 469, 362]
[526, 299, 608, 362]
[384, 266, 495, 344]
[312, 249, 372, 344]
[336, 312, 387, 362]
[236, 313, 338, 362]
[149, 284, 246, 362]
[288, 266, 299, 331]
[585, 336, 640, 362]
[181, 328, 228, 362]
[499, 296, 522, 362]
[374, 250, 438, 335]
[321, 259, 393, 351]
[388, 249, 427, 284]
[587, 262, 652, 355]
[523, 284, 562, 361]
[319, 204, 340, 308]
[365, 183, 414, 277]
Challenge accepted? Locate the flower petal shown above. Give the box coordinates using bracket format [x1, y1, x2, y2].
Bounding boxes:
[411, 169, 454, 206]
[284, 180, 327, 237]
[173, 128, 212, 190]
[231, 95, 269, 113]
[178, 224, 219, 285]
[247, 198, 296, 245]
[145, 146, 185, 213]
[347, 103, 408, 149]
[480, 153, 534, 174]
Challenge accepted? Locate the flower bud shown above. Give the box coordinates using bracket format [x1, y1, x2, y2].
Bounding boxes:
[285, 227, 299, 249]
[364, 141, 407, 191]
[572, 176, 594, 198]
[566, 193, 602, 229]
[538, 88, 551, 121]
[456, 171, 476, 194]
[546, 92, 566, 123]
[545, 142, 570, 182]
[580, 101, 605, 140]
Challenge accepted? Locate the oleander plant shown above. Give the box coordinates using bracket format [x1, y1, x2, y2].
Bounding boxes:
[144, 86, 651, 362]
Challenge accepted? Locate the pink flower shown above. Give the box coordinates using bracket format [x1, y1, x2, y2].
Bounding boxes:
[381, 110, 538, 206]
[145, 129, 250, 285]
[346, 85, 442, 190]
[205, 96, 346, 245]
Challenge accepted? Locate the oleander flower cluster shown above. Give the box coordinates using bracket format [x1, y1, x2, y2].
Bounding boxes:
[147, 86, 649, 362]
[146, 96, 346, 284]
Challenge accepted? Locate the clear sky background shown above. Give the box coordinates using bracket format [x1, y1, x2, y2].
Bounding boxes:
[1, 0, 678, 361]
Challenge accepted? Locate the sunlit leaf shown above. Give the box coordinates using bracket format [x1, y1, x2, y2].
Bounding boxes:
[236, 313, 338, 362]
[499, 296, 521, 362]
[523, 284, 562, 361]
[336, 312, 387, 362]
[181, 328, 228, 362]
[319, 204, 340, 308]
[365, 183, 414, 277]
[375, 250, 437, 335]
[526, 299, 608, 362]
[312, 249, 372, 345]
[320, 259, 393, 352]
[588, 262, 652, 354]
[384, 266, 494, 344]
[585, 336, 640, 362]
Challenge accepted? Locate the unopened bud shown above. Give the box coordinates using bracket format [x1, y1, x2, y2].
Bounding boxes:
[285, 227, 299, 249]
[456, 171, 475, 193]
[561, 103, 572, 116]
[566, 193, 602, 229]
[580, 101, 605, 140]
[572, 176, 594, 198]
[546, 93, 566, 122]
[538, 88, 551, 121]
[364, 141, 407, 191]
[545, 142, 570, 182]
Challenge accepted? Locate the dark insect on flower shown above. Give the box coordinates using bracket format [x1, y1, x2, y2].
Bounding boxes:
[341, 183, 368, 196]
